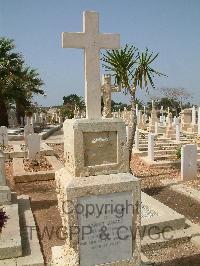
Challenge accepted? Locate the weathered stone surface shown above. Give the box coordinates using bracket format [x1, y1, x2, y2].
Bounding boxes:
[52, 168, 141, 266]
[181, 144, 197, 180]
[62, 11, 120, 119]
[0, 126, 8, 146]
[27, 133, 41, 160]
[24, 124, 34, 145]
[1, 195, 44, 265]
[0, 199, 22, 259]
[64, 118, 129, 177]
[0, 186, 11, 205]
[13, 156, 63, 183]
[0, 151, 6, 185]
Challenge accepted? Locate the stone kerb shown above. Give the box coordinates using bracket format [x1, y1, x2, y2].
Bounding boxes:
[13, 156, 63, 183]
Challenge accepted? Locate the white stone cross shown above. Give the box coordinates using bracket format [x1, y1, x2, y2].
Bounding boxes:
[62, 11, 120, 119]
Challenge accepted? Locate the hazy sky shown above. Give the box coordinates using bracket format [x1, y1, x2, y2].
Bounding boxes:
[1, 0, 200, 106]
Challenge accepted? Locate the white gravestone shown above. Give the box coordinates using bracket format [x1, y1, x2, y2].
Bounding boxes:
[0, 151, 6, 186]
[192, 106, 196, 125]
[27, 133, 40, 160]
[198, 107, 200, 135]
[0, 126, 8, 147]
[176, 124, 180, 143]
[78, 192, 133, 266]
[148, 133, 154, 161]
[155, 122, 158, 135]
[181, 144, 197, 181]
[134, 128, 139, 150]
[24, 124, 34, 145]
[62, 11, 120, 119]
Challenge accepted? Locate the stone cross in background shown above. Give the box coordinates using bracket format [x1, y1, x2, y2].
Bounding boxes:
[24, 124, 34, 146]
[62, 11, 120, 119]
[27, 133, 40, 160]
[0, 126, 8, 147]
[101, 74, 121, 118]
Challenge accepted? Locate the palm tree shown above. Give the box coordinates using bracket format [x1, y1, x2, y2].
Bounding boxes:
[12, 66, 44, 125]
[0, 37, 23, 126]
[0, 37, 44, 127]
[102, 45, 166, 163]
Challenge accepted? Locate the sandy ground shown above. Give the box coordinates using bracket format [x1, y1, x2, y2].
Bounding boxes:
[4, 130, 200, 265]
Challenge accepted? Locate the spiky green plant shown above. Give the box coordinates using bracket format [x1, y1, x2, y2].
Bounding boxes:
[102, 45, 166, 164]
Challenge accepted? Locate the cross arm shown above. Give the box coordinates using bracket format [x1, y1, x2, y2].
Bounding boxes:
[98, 33, 120, 49]
[62, 32, 86, 48]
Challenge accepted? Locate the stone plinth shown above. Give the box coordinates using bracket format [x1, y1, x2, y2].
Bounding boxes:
[52, 168, 141, 266]
[63, 118, 129, 177]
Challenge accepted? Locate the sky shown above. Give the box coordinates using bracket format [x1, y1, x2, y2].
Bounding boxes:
[1, 0, 200, 107]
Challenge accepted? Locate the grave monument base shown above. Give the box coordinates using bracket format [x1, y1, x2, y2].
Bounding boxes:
[52, 168, 141, 266]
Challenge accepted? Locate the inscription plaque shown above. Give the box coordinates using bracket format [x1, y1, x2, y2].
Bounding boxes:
[83, 131, 117, 166]
[78, 191, 133, 266]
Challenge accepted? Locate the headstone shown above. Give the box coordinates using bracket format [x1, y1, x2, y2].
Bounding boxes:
[176, 124, 180, 143]
[165, 113, 176, 139]
[0, 126, 8, 147]
[0, 151, 6, 186]
[180, 108, 192, 132]
[136, 104, 138, 117]
[192, 106, 196, 125]
[155, 122, 158, 135]
[148, 133, 154, 161]
[27, 133, 40, 160]
[26, 116, 31, 125]
[24, 124, 34, 145]
[181, 144, 197, 181]
[198, 107, 200, 135]
[0, 151, 11, 204]
[134, 128, 139, 150]
[137, 110, 143, 129]
[149, 104, 158, 133]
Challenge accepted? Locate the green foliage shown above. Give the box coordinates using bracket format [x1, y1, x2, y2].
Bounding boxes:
[176, 145, 182, 159]
[62, 94, 85, 118]
[0, 37, 44, 126]
[102, 45, 166, 94]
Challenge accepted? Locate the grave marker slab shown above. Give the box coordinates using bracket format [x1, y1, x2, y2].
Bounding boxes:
[27, 133, 40, 160]
[181, 144, 197, 180]
[24, 124, 34, 145]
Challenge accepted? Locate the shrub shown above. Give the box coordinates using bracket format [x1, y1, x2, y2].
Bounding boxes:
[0, 208, 9, 232]
[176, 145, 182, 159]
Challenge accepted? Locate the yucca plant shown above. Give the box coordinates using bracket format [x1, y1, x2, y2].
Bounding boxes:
[0, 208, 9, 232]
[102, 45, 166, 167]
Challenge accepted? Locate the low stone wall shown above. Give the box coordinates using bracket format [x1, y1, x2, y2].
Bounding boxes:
[39, 124, 62, 140]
